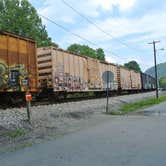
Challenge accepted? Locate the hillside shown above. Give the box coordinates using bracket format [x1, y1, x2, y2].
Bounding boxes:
[145, 62, 166, 78]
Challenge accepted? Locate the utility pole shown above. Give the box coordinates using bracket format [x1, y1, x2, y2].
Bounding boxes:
[148, 40, 160, 99]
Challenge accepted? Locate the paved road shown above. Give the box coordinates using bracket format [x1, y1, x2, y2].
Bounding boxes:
[1, 102, 166, 166]
[142, 101, 166, 116]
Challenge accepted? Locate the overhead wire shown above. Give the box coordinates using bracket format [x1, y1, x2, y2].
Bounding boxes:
[39, 14, 97, 47]
[61, 0, 145, 53]
[39, 14, 138, 62]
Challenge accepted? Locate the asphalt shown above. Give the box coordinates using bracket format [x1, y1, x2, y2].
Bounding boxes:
[1, 102, 166, 166]
[142, 101, 166, 116]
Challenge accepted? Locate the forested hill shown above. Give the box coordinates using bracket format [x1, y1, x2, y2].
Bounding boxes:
[145, 62, 166, 78]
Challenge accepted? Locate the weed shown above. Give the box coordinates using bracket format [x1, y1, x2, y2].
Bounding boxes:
[6, 129, 26, 139]
[119, 96, 166, 114]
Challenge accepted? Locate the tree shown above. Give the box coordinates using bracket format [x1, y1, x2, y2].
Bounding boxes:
[0, 0, 58, 47]
[67, 44, 105, 60]
[67, 44, 96, 59]
[159, 77, 166, 88]
[96, 48, 105, 60]
[124, 60, 141, 71]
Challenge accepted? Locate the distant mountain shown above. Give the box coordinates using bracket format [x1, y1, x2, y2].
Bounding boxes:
[145, 62, 166, 78]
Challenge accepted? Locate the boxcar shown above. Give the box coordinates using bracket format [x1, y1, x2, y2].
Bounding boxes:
[99, 61, 118, 90]
[37, 47, 89, 92]
[87, 57, 101, 89]
[130, 70, 142, 89]
[141, 73, 156, 90]
[117, 66, 142, 91]
[38, 46, 149, 98]
[0, 31, 37, 102]
[37, 47, 119, 94]
[117, 66, 132, 90]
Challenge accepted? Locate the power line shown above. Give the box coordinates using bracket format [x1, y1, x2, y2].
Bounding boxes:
[39, 14, 137, 62]
[148, 40, 160, 99]
[39, 14, 97, 47]
[61, 0, 144, 53]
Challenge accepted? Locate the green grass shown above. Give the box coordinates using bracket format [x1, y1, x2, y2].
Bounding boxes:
[6, 128, 26, 139]
[8, 142, 33, 153]
[0, 142, 33, 156]
[118, 96, 166, 115]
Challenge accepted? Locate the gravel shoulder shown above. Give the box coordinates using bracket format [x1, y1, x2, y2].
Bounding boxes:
[0, 91, 165, 154]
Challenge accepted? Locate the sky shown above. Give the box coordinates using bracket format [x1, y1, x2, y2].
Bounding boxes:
[29, 0, 166, 71]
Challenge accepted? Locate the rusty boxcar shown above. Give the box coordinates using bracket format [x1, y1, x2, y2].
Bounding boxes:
[0, 31, 37, 102]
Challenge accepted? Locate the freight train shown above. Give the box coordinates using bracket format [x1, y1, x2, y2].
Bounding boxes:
[0, 31, 156, 105]
[37, 46, 156, 99]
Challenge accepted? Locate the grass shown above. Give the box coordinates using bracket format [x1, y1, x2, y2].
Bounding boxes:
[8, 142, 33, 153]
[0, 142, 33, 156]
[113, 96, 166, 115]
[6, 128, 26, 139]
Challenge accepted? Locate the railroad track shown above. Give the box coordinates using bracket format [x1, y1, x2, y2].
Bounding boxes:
[0, 96, 93, 109]
[0, 91, 151, 109]
[32, 95, 104, 106]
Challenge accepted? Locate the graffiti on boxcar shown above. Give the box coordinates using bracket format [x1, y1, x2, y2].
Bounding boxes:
[0, 62, 8, 88]
[0, 59, 29, 91]
[54, 64, 86, 91]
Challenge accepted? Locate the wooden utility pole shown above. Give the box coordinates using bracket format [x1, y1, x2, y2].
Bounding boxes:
[148, 41, 160, 99]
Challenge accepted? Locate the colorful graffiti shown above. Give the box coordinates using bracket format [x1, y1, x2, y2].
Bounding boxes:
[54, 64, 87, 91]
[0, 63, 8, 88]
[0, 60, 28, 91]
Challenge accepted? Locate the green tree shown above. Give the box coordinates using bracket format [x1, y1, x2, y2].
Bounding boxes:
[0, 0, 58, 47]
[67, 44, 105, 60]
[96, 48, 105, 60]
[124, 60, 141, 71]
[159, 77, 166, 88]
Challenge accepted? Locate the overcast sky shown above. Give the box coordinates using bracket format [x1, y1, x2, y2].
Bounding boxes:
[30, 0, 166, 71]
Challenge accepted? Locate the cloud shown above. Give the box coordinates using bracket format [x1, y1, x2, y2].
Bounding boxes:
[62, 10, 166, 51]
[37, 0, 100, 24]
[32, 0, 166, 48]
[106, 56, 117, 64]
[91, 0, 136, 11]
[59, 8, 166, 71]
[30, 0, 166, 71]
[37, 0, 136, 24]
[127, 0, 166, 18]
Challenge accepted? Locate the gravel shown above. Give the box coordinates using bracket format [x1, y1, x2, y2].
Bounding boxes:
[0, 91, 166, 154]
[0, 91, 164, 131]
